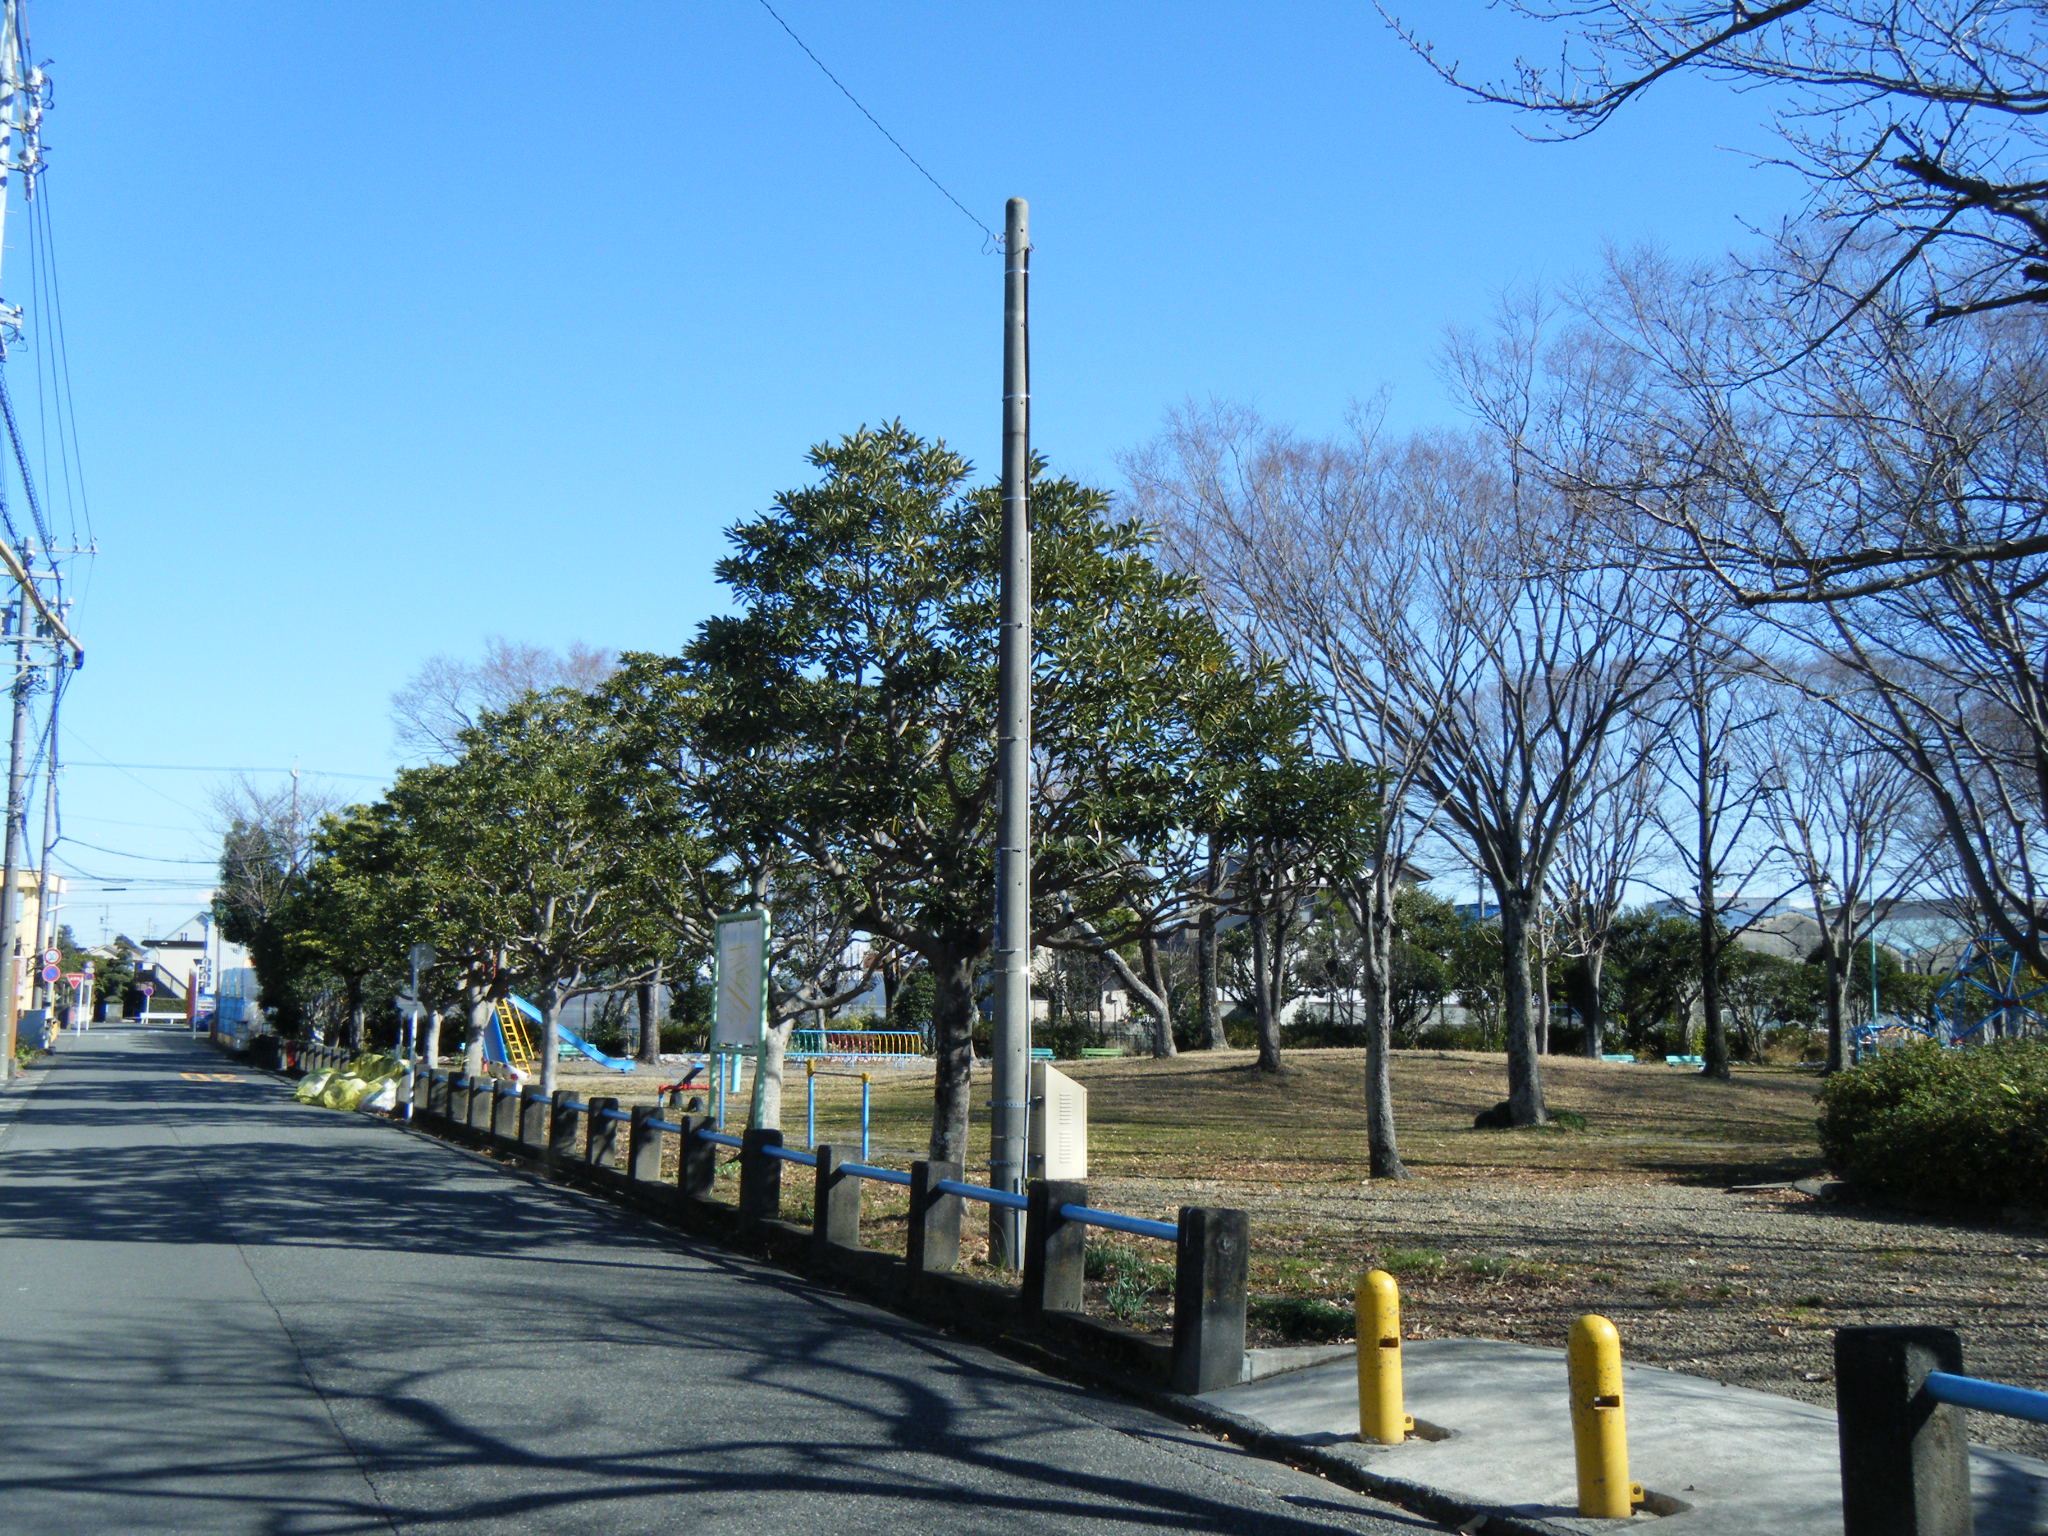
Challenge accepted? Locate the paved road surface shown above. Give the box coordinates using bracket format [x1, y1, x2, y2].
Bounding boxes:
[0, 1028, 1434, 1535]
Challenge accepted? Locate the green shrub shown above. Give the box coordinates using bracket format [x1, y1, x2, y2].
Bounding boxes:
[1247, 1295, 1355, 1342]
[1816, 1040, 2048, 1210]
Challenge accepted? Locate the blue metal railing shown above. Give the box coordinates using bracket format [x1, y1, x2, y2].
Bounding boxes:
[935, 1177, 1029, 1212]
[840, 1162, 912, 1187]
[597, 1107, 632, 1124]
[1924, 1371, 2048, 1426]
[762, 1144, 819, 1169]
[562, 1100, 590, 1114]
[1060, 1204, 1177, 1242]
[697, 1130, 744, 1150]
[647, 1117, 683, 1135]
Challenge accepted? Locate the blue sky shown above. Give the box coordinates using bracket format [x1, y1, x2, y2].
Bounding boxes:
[27, 2, 1802, 943]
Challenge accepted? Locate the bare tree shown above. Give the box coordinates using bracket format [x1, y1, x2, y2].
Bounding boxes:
[1386, 1, 2048, 324]
[1643, 615, 1792, 1078]
[1131, 402, 1448, 1172]
[1571, 257, 2048, 971]
[1742, 670, 1938, 1069]
[1550, 734, 1661, 1059]
[1138, 393, 1673, 1132]
[392, 637, 618, 762]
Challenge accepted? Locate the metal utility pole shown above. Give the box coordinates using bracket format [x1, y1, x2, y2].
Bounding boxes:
[30, 668, 55, 1008]
[989, 197, 1032, 1266]
[0, 601, 30, 1073]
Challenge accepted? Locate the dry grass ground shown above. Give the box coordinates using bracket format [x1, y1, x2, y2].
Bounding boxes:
[558, 1046, 2048, 1455]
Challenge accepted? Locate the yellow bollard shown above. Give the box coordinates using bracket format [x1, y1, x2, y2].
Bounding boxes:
[1355, 1269, 1414, 1444]
[1567, 1314, 1645, 1517]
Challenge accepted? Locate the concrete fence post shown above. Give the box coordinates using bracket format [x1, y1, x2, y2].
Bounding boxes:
[678, 1113, 717, 1200]
[519, 1087, 549, 1150]
[428, 1070, 450, 1120]
[628, 1105, 663, 1183]
[1170, 1206, 1251, 1395]
[587, 1095, 620, 1169]
[739, 1127, 783, 1229]
[907, 1160, 961, 1274]
[448, 1074, 470, 1125]
[1022, 1179, 1087, 1316]
[813, 1144, 861, 1254]
[1836, 1326, 1975, 1536]
[548, 1089, 580, 1164]
[490, 1082, 517, 1141]
[467, 1077, 494, 1135]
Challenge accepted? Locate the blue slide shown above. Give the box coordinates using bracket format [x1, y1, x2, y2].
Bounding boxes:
[497, 992, 638, 1073]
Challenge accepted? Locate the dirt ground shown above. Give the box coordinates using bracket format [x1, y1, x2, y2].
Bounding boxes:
[556, 1046, 2048, 1457]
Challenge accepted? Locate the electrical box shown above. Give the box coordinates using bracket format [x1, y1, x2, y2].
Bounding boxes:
[1030, 1062, 1088, 1180]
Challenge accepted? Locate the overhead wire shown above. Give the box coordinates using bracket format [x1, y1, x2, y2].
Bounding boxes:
[752, 0, 1000, 249]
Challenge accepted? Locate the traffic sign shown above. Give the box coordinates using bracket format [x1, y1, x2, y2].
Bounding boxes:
[41, 947, 58, 965]
[63, 972, 82, 986]
[140, 983, 155, 996]
[40, 965, 57, 984]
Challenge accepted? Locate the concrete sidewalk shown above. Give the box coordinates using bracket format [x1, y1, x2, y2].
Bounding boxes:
[1201, 1338, 2048, 1534]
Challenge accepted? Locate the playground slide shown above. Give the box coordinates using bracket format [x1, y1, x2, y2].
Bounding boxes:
[507, 992, 638, 1073]
[480, 994, 639, 1073]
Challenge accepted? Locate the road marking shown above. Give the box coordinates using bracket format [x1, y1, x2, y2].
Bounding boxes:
[179, 1072, 241, 1082]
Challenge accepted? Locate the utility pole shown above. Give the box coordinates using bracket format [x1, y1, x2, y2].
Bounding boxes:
[989, 197, 1032, 1267]
[0, 601, 30, 1073]
[30, 664, 55, 1008]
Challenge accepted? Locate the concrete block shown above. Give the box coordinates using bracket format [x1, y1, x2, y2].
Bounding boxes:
[548, 1089, 579, 1163]
[1171, 1205, 1249, 1395]
[627, 1105, 662, 1183]
[679, 1113, 717, 1199]
[908, 1160, 961, 1275]
[739, 1128, 782, 1229]
[1836, 1326, 1974, 1536]
[586, 1095, 620, 1169]
[1022, 1179, 1086, 1316]
[813, 1144, 861, 1255]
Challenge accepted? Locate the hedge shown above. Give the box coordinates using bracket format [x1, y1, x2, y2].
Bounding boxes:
[1816, 1039, 2048, 1210]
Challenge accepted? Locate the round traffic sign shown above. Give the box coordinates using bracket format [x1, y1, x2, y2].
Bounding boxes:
[40, 965, 57, 983]
[41, 948, 58, 965]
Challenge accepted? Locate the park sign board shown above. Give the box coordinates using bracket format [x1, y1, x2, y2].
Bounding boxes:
[712, 908, 769, 1052]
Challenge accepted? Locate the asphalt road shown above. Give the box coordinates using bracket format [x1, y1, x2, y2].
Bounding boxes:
[0, 1027, 1437, 1535]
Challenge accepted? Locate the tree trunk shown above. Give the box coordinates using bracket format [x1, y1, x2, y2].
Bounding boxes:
[750, 1016, 794, 1131]
[424, 1007, 444, 1066]
[1197, 894, 1225, 1048]
[1497, 891, 1547, 1125]
[464, 985, 491, 1078]
[1574, 949, 1607, 1059]
[636, 962, 663, 1065]
[1699, 878, 1730, 1081]
[345, 974, 365, 1052]
[1535, 928, 1551, 1055]
[539, 988, 562, 1096]
[927, 950, 978, 1164]
[1140, 932, 1176, 1057]
[1249, 862, 1283, 1073]
[1358, 880, 1410, 1179]
[1822, 944, 1848, 1074]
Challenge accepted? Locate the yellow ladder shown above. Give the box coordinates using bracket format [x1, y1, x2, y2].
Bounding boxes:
[494, 997, 537, 1072]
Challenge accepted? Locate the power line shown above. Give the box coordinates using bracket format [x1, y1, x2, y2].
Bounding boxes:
[753, 0, 999, 248]
[65, 760, 384, 782]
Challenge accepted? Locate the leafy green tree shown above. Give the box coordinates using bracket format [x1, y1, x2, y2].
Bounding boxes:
[1605, 909, 1708, 1053]
[679, 423, 1293, 1163]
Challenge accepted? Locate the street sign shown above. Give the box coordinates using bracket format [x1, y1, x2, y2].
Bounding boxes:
[40, 965, 57, 984]
[41, 947, 57, 965]
[408, 942, 436, 970]
[63, 972, 82, 986]
[140, 983, 155, 996]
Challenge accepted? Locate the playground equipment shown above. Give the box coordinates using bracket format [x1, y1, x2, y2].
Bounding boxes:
[804, 1060, 872, 1160]
[788, 1028, 926, 1061]
[1851, 932, 2048, 1056]
[1934, 933, 2048, 1043]
[481, 993, 638, 1075]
